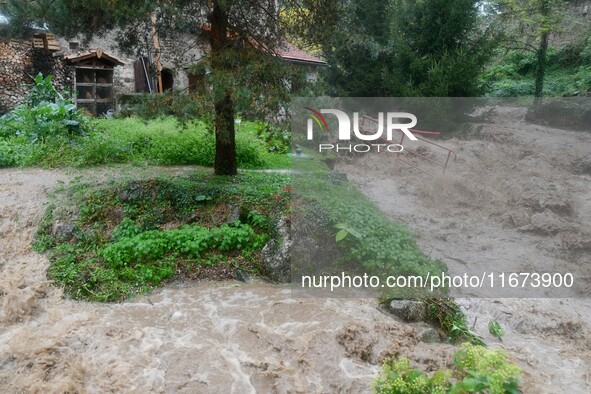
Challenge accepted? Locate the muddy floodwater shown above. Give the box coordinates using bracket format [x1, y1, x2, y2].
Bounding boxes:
[1, 106, 591, 393]
[0, 168, 455, 393]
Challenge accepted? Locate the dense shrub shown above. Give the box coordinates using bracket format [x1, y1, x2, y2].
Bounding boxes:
[0, 74, 289, 169]
[484, 44, 591, 97]
[0, 73, 93, 142]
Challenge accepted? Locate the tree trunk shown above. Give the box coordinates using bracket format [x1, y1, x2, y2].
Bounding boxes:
[534, 31, 548, 103]
[211, 0, 238, 175]
[214, 93, 237, 175]
[534, 0, 549, 105]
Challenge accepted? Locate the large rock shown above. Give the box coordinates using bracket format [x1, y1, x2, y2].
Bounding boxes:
[388, 300, 428, 322]
[52, 221, 76, 242]
[261, 217, 292, 283]
[117, 181, 144, 203]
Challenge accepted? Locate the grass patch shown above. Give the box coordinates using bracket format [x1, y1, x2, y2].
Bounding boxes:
[38, 171, 291, 302]
[0, 117, 290, 169]
[292, 151, 446, 294]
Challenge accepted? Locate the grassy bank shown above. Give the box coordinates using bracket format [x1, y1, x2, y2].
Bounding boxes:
[36, 171, 291, 302]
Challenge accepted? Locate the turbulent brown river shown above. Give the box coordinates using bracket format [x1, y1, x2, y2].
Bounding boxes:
[1, 107, 591, 393]
[1, 168, 450, 393]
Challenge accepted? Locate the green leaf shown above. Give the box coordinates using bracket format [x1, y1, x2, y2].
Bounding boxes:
[459, 377, 487, 392]
[488, 320, 505, 340]
[347, 228, 362, 239]
[335, 229, 348, 242]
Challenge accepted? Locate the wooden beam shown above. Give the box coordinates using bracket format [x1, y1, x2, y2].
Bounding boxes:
[151, 13, 163, 94]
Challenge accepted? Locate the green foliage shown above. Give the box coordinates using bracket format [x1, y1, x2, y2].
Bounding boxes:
[41, 172, 291, 301]
[32, 203, 57, 252]
[451, 343, 521, 393]
[374, 358, 450, 394]
[488, 320, 505, 340]
[484, 47, 591, 96]
[0, 73, 94, 142]
[387, 0, 497, 97]
[494, 0, 570, 97]
[25, 72, 62, 106]
[101, 222, 265, 268]
[0, 117, 289, 169]
[0, 139, 18, 167]
[319, 0, 394, 96]
[118, 91, 212, 122]
[49, 221, 264, 301]
[334, 223, 362, 242]
[240, 121, 291, 154]
[294, 160, 445, 291]
[246, 210, 269, 229]
[425, 298, 485, 345]
[321, 0, 496, 96]
[374, 344, 521, 394]
[1, 0, 332, 175]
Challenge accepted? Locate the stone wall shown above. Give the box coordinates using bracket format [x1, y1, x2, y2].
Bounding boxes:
[0, 40, 74, 114]
[57, 34, 136, 96]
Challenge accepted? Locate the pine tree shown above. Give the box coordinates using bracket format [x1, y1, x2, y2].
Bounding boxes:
[496, 0, 566, 102]
[320, 0, 496, 97]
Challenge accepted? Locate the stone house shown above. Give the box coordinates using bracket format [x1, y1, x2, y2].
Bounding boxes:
[0, 25, 327, 116]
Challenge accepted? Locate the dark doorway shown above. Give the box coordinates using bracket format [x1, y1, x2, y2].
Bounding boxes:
[161, 68, 174, 91]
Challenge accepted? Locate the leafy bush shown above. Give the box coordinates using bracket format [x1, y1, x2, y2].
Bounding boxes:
[48, 221, 265, 301]
[0, 73, 93, 142]
[0, 75, 289, 169]
[0, 139, 18, 167]
[241, 121, 291, 154]
[425, 298, 484, 345]
[374, 344, 521, 394]
[101, 222, 265, 268]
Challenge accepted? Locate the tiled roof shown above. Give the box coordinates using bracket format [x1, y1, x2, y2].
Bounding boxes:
[276, 42, 327, 66]
[200, 23, 326, 66]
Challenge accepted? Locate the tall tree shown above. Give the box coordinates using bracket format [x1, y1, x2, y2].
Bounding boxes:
[318, 0, 496, 97]
[320, 0, 394, 96]
[1, 0, 328, 175]
[387, 0, 497, 96]
[497, 0, 566, 101]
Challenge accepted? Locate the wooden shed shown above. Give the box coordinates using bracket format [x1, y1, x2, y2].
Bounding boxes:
[65, 49, 125, 116]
